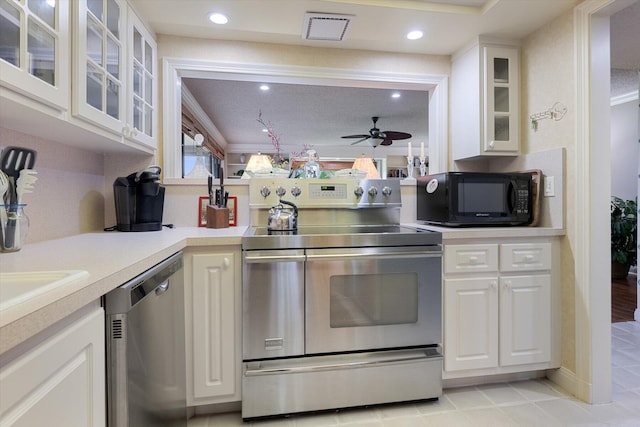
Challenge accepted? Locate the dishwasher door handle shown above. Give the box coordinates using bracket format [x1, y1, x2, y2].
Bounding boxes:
[155, 281, 170, 295]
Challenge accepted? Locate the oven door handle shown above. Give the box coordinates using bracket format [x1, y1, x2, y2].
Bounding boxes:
[306, 251, 440, 261]
[244, 254, 306, 263]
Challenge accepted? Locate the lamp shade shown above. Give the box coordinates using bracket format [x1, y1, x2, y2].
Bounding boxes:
[242, 154, 273, 179]
[352, 156, 380, 179]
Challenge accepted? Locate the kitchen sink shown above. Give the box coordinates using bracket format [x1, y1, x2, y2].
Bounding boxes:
[0, 270, 90, 327]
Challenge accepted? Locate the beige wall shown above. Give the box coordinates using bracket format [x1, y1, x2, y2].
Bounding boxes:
[0, 127, 155, 242]
[0, 127, 106, 243]
[521, 11, 576, 372]
[157, 36, 451, 76]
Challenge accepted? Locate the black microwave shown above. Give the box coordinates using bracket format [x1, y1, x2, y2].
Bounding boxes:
[416, 172, 533, 226]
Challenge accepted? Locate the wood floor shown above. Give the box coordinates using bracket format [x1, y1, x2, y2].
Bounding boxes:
[612, 273, 637, 323]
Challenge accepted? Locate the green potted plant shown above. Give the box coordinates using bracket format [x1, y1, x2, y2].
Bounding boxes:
[611, 196, 637, 279]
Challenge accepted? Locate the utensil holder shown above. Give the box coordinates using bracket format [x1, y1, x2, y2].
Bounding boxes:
[1, 204, 29, 252]
[206, 205, 229, 229]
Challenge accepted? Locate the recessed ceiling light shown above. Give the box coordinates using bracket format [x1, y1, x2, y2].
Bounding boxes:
[406, 30, 423, 40]
[208, 13, 228, 25]
[262, 128, 269, 133]
[391, 92, 401, 99]
[260, 84, 270, 91]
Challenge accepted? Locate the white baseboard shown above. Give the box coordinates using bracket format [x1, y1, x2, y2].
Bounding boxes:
[547, 367, 577, 398]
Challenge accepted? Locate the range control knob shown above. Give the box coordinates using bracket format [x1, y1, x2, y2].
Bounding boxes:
[354, 186, 364, 198]
[291, 186, 302, 197]
[382, 186, 393, 197]
[276, 186, 287, 198]
[368, 187, 378, 197]
[260, 186, 271, 198]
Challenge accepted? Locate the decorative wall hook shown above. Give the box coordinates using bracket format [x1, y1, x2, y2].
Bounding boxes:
[529, 102, 567, 131]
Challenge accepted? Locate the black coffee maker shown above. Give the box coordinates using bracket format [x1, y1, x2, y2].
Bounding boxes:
[113, 166, 165, 232]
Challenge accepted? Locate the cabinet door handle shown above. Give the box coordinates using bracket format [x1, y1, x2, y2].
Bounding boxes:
[223, 257, 230, 268]
[490, 280, 498, 290]
[503, 280, 512, 290]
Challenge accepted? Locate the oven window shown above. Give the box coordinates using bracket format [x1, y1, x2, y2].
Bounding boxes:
[329, 273, 418, 328]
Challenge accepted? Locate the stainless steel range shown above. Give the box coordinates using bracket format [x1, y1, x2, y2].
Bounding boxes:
[241, 178, 443, 420]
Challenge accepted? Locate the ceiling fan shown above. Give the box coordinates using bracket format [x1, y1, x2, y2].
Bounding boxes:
[341, 116, 412, 146]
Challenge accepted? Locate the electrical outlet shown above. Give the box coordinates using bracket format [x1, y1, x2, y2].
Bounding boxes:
[544, 176, 555, 197]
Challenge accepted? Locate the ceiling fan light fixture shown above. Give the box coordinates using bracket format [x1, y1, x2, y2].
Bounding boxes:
[303, 12, 355, 41]
[369, 137, 385, 147]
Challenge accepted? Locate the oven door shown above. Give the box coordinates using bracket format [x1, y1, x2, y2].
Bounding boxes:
[243, 249, 306, 360]
[305, 246, 441, 354]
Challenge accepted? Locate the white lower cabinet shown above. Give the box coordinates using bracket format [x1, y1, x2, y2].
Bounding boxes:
[184, 247, 241, 406]
[499, 274, 551, 366]
[0, 305, 105, 426]
[443, 240, 558, 378]
[444, 276, 499, 371]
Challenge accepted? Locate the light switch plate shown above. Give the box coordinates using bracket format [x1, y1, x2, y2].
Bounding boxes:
[544, 176, 555, 197]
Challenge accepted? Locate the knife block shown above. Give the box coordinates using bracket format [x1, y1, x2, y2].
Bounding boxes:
[206, 205, 229, 229]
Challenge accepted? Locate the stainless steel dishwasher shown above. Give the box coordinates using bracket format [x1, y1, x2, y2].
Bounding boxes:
[105, 251, 186, 427]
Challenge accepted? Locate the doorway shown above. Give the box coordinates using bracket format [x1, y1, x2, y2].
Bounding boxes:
[609, 2, 639, 323]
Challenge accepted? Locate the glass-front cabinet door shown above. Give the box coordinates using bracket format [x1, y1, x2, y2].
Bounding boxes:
[0, 0, 69, 109]
[73, 0, 126, 134]
[483, 46, 519, 154]
[127, 8, 156, 148]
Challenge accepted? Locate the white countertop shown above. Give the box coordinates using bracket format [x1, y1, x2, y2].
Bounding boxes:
[0, 226, 246, 354]
[409, 223, 565, 240]
[0, 223, 564, 354]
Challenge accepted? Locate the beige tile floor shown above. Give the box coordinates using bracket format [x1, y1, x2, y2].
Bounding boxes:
[189, 321, 640, 426]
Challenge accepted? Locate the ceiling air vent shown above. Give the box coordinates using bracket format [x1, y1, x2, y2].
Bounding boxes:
[303, 13, 355, 41]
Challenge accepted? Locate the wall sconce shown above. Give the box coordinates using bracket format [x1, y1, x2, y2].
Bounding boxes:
[352, 155, 380, 179]
[241, 153, 273, 179]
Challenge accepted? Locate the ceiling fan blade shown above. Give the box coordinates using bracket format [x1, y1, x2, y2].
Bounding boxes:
[380, 139, 393, 146]
[350, 136, 371, 145]
[342, 134, 370, 139]
[382, 131, 412, 140]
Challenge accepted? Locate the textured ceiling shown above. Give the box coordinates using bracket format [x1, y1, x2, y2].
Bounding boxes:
[610, 1, 640, 97]
[611, 1, 640, 71]
[130, 0, 579, 56]
[182, 78, 431, 153]
[134, 0, 638, 152]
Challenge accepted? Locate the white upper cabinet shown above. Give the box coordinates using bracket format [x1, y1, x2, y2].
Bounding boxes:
[72, 0, 127, 135]
[0, 0, 69, 110]
[72, 0, 157, 149]
[126, 8, 156, 148]
[452, 40, 520, 161]
[0, 0, 157, 152]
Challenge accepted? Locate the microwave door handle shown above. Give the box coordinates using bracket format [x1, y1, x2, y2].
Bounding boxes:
[507, 180, 516, 213]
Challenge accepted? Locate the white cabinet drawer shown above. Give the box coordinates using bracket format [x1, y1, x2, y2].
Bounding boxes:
[500, 243, 551, 272]
[444, 244, 498, 274]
